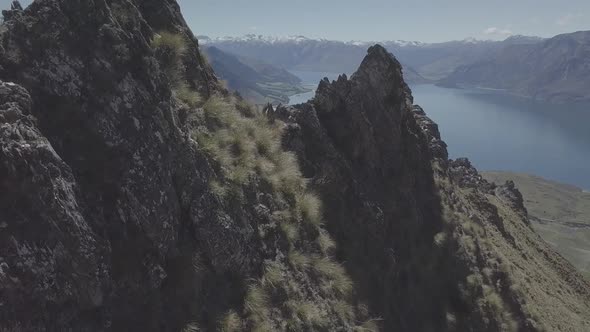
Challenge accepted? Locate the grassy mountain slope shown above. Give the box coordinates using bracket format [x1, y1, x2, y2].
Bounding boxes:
[441, 31, 590, 103]
[483, 171, 590, 279]
[203, 46, 310, 104]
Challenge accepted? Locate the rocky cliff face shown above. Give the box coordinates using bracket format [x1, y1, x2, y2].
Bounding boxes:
[0, 1, 589, 332]
[0, 1, 371, 331]
[0, 0, 221, 329]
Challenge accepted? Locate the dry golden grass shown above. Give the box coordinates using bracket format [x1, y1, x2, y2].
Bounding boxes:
[289, 250, 311, 271]
[262, 261, 284, 289]
[244, 284, 269, 319]
[297, 192, 323, 226]
[317, 229, 337, 254]
[313, 256, 353, 297]
[219, 310, 242, 332]
[152, 31, 187, 55]
[354, 319, 381, 332]
[287, 301, 326, 328]
[175, 83, 202, 108]
[186, 94, 358, 330]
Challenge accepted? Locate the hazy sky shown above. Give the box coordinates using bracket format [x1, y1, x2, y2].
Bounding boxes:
[4, 0, 590, 42]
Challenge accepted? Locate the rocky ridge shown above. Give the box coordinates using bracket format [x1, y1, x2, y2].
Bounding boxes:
[277, 45, 590, 331]
[0, 1, 589, 331]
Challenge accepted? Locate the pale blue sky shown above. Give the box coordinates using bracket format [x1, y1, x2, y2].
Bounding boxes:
[5, 0, 590, 42]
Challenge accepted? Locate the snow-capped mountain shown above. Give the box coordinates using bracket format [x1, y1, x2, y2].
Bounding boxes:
[200, 34, 319, 45]
[201, 34, 427, 48]
[201, 34, 544, 81]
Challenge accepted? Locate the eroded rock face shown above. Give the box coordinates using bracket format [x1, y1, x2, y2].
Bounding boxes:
[0, 80, 108, 329]
[0, 1, 247, 330]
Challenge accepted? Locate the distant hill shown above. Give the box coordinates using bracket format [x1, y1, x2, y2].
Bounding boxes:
[383, 36, 544, 80]
[440, 31, 590, 103]
[202, 46, 309, 104]
[483, 171, 590, 279]
[203, 33, 590, 103]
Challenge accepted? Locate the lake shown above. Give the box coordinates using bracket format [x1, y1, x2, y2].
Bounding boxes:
[290, 71, 590, 190]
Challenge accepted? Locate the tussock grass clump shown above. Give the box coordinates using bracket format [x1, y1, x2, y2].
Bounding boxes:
[297, 192, 323, 226]
[481, 286, 519, 332]
[244, 284, 270, 319]
[181, 322, 200, 332]
[152, 31, 188, 54]
[175, 83, 202, 108]
[287, 301, 327, 328]
[434, 231, 448, 247]
[313, 256, 354, 297]
[152, 31, 204, 109]
[203, 96, 239, 128]
[333, 300, 355, 322]
[268, 151, 305, 197]
[262, 261, 284, 289]
[152, 31, 187, 84]
[317, 229, 336, 254]
[354, 319, 381, 332]
[209, 180, 227, 198]
[280, 221, 299, 242]
[219, 310, 242, 332]
[289, 250, 311, 271]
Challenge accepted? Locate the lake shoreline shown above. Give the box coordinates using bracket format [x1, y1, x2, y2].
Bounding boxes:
[411, 84, 590, 190]
[434, 82, 590, 105]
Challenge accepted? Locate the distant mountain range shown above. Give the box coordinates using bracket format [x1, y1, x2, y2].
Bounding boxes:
[200, 35, 432, 83]
[440, 31, 590, 103]
[202, 32, 590, 103]
[200, 34, 545, 82]
[202, 46, 310, 104]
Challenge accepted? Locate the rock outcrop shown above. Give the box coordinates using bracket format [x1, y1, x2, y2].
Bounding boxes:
[0, 0, 221, 329]
[0, 1, 589, 332]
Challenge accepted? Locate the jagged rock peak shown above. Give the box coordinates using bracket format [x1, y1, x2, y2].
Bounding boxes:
[310, 44, 417, 181]
[362, 44, 399, 68]
[314, 44, 414, 117]
[353, 44, 411, 97]
[10, 1, 22, 11]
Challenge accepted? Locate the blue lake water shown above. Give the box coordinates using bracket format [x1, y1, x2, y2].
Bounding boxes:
[290, 71, 590, 190]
